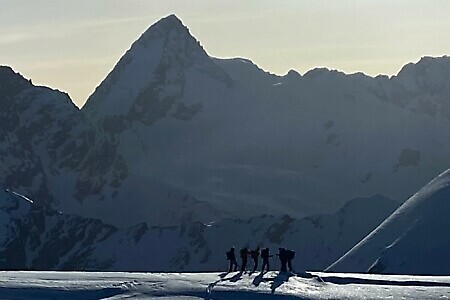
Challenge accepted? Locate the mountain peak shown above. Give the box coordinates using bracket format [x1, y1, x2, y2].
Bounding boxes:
[284, 69, 302, 80]
[0, 65, 32, 96]
[396, 55, 450, 77]
[83, 14, 232, 122]
[156, 14, 184, 28]
[0, 65, 27, 82]
[0, 65, 15, 74]
[138, 14, 190, 45]
[148, 14, 185, 33]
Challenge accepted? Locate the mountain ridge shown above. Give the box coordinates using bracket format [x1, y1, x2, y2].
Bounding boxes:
[0, 188, 397, 271]
[2, 14, 450, 275]
[3, 14, 450, 226]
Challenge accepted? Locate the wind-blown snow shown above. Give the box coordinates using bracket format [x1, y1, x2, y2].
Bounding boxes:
[0, 271, 448, 299]
[5, 189, 33, 204]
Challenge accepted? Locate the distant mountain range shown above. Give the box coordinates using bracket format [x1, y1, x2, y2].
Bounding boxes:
[0, 188, 397, 271]
[1, 14, 450, 274]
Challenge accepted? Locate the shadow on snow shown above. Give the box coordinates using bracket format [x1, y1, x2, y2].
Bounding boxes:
[318, 275, 450, 287]
[0, 286, 124, 300]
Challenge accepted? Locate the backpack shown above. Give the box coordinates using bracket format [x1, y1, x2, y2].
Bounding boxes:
[226, 250, 233, 260]
[240, 248, 247, 258]
[286, 250, 295, 260]
[261, 248, 269, 259]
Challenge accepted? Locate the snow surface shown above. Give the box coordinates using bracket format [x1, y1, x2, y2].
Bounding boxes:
[327, 169, 450, 275]
[0, 271, 448, 299]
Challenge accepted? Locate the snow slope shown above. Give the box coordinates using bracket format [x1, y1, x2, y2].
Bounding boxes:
[0, 271, 448, 299]
[327, 169, 450, 275]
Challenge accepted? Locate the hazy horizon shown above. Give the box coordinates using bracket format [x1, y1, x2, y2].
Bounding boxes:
[1, 1, 450, 107]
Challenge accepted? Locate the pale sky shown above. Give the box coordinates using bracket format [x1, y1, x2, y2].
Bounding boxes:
[1, 0, 450, 108]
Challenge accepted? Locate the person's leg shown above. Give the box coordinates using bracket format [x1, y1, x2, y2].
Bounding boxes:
[281, 260, 287, 272]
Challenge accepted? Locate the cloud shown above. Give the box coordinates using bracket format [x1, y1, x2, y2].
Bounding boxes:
[23, 56, 115, 71]
[0, 15, 155, 46]
[0, 32, 37, 45]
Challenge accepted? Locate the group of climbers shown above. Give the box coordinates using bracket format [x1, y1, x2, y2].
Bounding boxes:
[225, 246, 295, 273]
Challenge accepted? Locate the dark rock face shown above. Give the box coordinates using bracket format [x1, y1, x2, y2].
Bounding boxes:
[0, 66, 128, 210]
[0, 190, 116, 270]
[264, 215, 294, 244]
[394, 148, 421, 172]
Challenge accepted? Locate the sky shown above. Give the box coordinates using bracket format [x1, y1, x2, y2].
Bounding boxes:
[1, 0, 450, 108]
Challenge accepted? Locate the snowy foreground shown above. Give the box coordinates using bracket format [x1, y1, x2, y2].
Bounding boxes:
[0, 271, 449, 299]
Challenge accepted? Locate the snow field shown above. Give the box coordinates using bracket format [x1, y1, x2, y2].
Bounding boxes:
[0, 271, 449, 299]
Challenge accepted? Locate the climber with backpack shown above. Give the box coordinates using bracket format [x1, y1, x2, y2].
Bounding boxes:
[250, 246, 260, 273]
[225, 247, 238, 272]
[277, 248, 288, 272]
[239, 247, 249, 272]
[260, 247, 272, 273]
[286, 249, 295, 272]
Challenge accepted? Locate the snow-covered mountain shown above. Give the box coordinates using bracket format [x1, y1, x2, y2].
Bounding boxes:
[81, 14, 450, 223]
[2, 14, 450, 275]
[3, 15, 450, 227]
[0, 65, 128, 206]
[0, 65, 221, 227]
[85, 195, 397, 272]
[83, 14, 231, 125]
[0, 188, 397, 272]
[327, 169, 450, 275]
